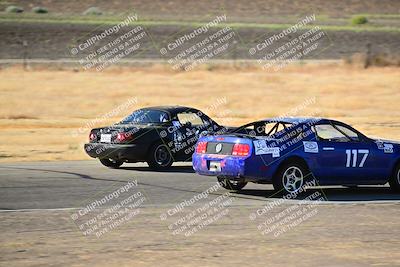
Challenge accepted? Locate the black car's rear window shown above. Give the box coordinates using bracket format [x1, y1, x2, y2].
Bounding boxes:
[120, 109, 170, 124]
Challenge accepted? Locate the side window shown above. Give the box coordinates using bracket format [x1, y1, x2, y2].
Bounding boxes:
[266, 122, 292, 137]
[276, 123, 287, 134]
[314, 124, 350, 142]
[159, 112, 169, 123]
[263, 123, 276, 135]
[254, 123, 267, 136]
[177, 112, 204, 126]
[335, 125, 360, 141]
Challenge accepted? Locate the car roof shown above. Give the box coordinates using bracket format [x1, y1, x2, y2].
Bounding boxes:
[262, 117, 331, 124]
[141, 106, 198, 113]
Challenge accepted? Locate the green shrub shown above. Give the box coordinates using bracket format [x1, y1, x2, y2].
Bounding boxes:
[5, 5, 24, 13]
[32, 6, 48, 14]
[83, 7, 103, 16]
[351, 15, 368, 25]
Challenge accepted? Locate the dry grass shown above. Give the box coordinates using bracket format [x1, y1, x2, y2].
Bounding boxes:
[0, 63, 399, 162]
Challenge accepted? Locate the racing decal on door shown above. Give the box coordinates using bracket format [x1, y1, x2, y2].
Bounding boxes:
[173, 129, 184, 147]
[303, 141, 319, 153]
[345, 149, 369, 167]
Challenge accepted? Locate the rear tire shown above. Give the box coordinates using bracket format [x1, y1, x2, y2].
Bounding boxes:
[273, 161, 310, 196]
[217, 176, 247, 191]
[147, 143, 173, 171]
[389, 164, 400, 192]
[99, 158, 123, 169]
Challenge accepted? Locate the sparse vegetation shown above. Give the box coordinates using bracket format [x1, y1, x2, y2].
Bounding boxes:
[3, 115, 38, 120]
[345, 53, 400, 67]
[32, 6, 49, 14]
[351, 15, 368, 25]
[5, 5, 24, 13]
[83, 7, 103, 16]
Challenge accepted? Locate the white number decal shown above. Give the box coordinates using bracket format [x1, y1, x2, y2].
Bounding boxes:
[345, 149, 369, 167]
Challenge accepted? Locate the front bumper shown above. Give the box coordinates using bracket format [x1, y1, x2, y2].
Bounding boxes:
[192, 153, 246, 178]
[84, 142, 147, 161]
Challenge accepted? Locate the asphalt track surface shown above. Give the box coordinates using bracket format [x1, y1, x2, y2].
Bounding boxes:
[1, 160, 400, 267]
[1, 160, 400, 210]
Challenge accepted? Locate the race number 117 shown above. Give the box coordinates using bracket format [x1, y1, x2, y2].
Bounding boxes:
[346, 149, 369, 168]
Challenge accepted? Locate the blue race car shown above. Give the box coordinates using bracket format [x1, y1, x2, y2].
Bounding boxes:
[192, 117, 400, 194]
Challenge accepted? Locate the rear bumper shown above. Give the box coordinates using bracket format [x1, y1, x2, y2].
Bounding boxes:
[192, 153, 246, 178]
[84, 143, 147, 161]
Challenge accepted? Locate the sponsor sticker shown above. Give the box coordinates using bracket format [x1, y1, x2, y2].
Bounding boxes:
[303, 141, 319, 153]
[375, 141, 384, 149]
[376, 141, 394, 153]
[384, 144, 394, 153]
[253, 140, 280, 157]
[100, 134, 112, 143]
[172, 120, 181, 127]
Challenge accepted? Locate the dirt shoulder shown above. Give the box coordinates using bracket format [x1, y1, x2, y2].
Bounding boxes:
[1, 203, 399, 267]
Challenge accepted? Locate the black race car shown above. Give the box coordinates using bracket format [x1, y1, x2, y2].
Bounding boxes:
[84, 106, 229, 170]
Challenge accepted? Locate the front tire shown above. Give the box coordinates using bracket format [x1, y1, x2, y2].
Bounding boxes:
[147, 143, 173, 171]
[273, 161, 310, 195]
[99, 158, 123, 169]
[217, 176, 247, 191]
[389, 164, 400, 192]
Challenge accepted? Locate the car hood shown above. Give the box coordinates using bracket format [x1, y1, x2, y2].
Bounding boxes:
[370, 137, 400, 145]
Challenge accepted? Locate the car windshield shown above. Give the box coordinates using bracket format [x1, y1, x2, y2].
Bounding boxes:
[119, 109, 170, 124]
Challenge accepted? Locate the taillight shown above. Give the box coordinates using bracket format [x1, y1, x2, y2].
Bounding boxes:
[196, 141, 207, 154]
[89, 132, 96, 141]
[232, 143, 250, 156]
[117, 132, 132, 142]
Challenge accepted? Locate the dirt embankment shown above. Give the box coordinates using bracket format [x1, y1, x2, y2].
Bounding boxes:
[2, 0, 400, 20]
[0, 22, 399, 60]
